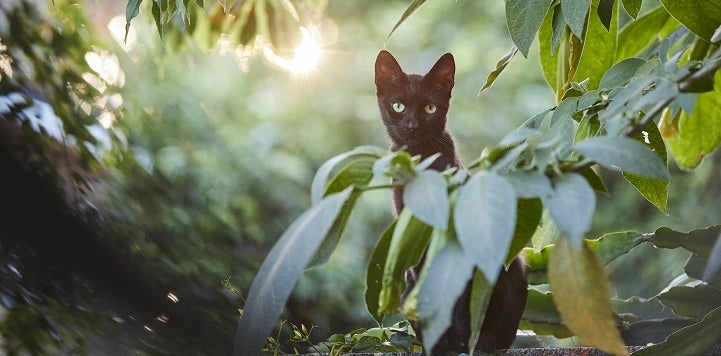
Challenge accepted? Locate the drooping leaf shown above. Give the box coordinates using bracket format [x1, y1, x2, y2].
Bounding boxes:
[574, 0, 619, 90]
[623, 122, 669, 213]
[632, 306, 721, 356]
[667, 71, 721, 170]
[549, 239, 629, 355]
[386, 0, 427, 41]
[505, 198, 543, 266]
[125, 0, 144, 42]
[651, 225, 721, 260]
[658, 284, 721, 319]
[404, 170, 449, 231]
[599, 58, 646, 90]
[561, 0, 591, 38]
[659, 0, 721, 42]
[574, 136, 669, 179]
[233, 188, 354, 355]
[454, 172, 517, 284]
[311, 145, 385, 204]
[379, 209, 433, 314]
[468, 270, 492, 351]
[480, 46, 519, 93]
[545, 173, 595, 248]
[621, 0, 642, 18]
[417, 240, 474, 353]
[365, 221, 397, 323]
[506, 0, 555, 57]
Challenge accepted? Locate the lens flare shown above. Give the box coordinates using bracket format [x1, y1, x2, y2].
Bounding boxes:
[263, 27, 322, 73]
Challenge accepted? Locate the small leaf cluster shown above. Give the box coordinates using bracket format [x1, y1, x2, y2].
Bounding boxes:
[320, 321, 418, 355]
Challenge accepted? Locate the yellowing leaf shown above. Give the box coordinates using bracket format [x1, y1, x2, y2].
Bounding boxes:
[549, 239, 629, 355]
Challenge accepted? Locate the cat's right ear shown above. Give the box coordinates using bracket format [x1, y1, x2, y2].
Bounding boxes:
[375, 50, 405, 88]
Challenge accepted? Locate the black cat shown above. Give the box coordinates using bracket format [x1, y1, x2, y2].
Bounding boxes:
[374, 50, 528, 355]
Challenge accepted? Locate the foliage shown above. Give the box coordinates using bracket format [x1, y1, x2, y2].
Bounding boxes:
[235, 0, 721, 355]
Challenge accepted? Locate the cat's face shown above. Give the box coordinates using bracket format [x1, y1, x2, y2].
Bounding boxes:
[374, 50, 455, 148]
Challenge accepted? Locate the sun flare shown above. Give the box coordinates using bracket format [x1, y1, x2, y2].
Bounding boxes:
[264, 27, 322, 73]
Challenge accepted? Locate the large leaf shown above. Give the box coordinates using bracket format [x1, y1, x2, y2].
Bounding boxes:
[632, 306, 721, 356]
[539, 5, 563, 94]
[574, 0, 619, 90]
[574, 136, 669, 179]
[506, 0, 555, 57]
[505, 198, 543, 266]
[402, 228, 451, 320]
[404, 170, 449, 231]
[454, 172, 517, 284]
[651, 225, 721, 260]
[658, 284, 721, 319]
[621, 0, 641, 18]
[621, 318, 696, 346]
[623, 122, 669, 213]
[233, 188, 354, 355]
[561, 0, 591, 38]
[545, 173, 595, 248]
[599, 58, 646, 90]
[468, 270, 492, 352]
[378, 209, 433, 314]
[417, 240, 474, 352]
[667, 71, 721, 170]
[659, 0, 721, 42]
[549, 239, 629, 355]
[365, 221, 397, 324]
[502, 171, 553, 199]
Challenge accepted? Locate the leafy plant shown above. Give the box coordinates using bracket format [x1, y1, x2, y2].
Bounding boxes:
[234, 0, 721, 355]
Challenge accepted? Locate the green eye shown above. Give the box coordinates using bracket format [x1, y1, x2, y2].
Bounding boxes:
[424, 104, 437, 114]
[391, 102, 405, 113]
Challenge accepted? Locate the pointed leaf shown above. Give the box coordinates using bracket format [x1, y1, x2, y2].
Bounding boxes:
[599, 58, 646, 90]
[417, 240, 474, 352]
[379, 209, 433, 314]
[387, 0, 427, 40]
[506, 198, 543, 265]
[597, 0, 616, 30]
[401, 228, 450, 320]
[404, 170, 449, 231]
[468, 270, 492, 351]
[311, 146, 386, 204]
[365, 221, 397, 323]
[575, 136, 669, 178]
[233, 188, 354, 355]
[125, 0, 143, 42]
[549, 239, 629, 355]
[621, 0, 641, 18]
[480, 46, 519, 93]
[454, 172, 517, 283]
[545, 173, 595, 248]
[539, 5, 562, 92]
[562, 0, 591, 38]
[506, 0, 555, 57]
[632, 306, 721, 356]
[623, 122, 669, 213]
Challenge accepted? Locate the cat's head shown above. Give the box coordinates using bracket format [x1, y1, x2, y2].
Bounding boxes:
[374, 50, 455, 148]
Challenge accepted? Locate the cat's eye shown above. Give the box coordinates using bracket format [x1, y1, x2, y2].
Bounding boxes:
[424, 104, 437, 114]
[391, 102, 405, 113]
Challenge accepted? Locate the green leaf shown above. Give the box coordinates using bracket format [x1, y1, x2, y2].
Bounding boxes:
[311, 146, 385, 204]
[562, 0, 591, 39]
[454, 172, 517, 283]
[651, 225, 721, 260]
[616, 6, 676, 61]
[531, 210, 562, 250]
[480, 46, 519, 93]
[578, 165, 608, 193]
[621, 0, 641, 18]
[611, 296, 677, 320]
[623, 122, 669, 213]
[506, 198, 542, 266]
[234, 188, 354, 355]
[597, 0, 616, 30]
[402, 228, 450, 320]
[632, 306, 721, 356]
[520, 290, 572, 338]
[379, 209, 433, 314]
[659, 0, 721, 42]
[658, 284, 721, 319]
[667, 71, 721, 170]
[404, 170, 449, 231]
[365, 221, 397, 323]
[539, 6, 562, 94]
[506, 0, 555, 57]
[574, 136, 669, 179]
[502, 171, 553, 199]
[575, 0, 619, 90]
[705, 235, 721, 281]
[417, 240, 474, 352]
[125, 0, 144, 42]
[549, 239, 629, 355]
[545, 173, 595, 248]
[620, 318, 696, 346]
[686, 254, 721, 289]
[468, 270, 492, 351]
[599, 58, 646, 90]
[386, 0, 427, 41]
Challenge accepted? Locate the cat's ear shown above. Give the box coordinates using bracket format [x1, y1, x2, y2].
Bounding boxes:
[426, 53, 455, 88]
[375, 50, 405, 87]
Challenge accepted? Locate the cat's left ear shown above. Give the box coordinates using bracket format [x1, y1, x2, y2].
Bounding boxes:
[426, 53, 455, 88]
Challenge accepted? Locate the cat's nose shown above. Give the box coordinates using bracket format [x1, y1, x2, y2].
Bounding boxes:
[407, 120, 419, 130]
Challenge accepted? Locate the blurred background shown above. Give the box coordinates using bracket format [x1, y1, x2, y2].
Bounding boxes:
[0, 0, 719, 354]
